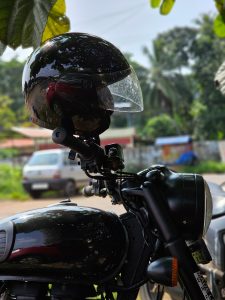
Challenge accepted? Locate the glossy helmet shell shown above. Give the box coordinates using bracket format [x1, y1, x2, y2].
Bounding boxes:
[0, 203, 128, 284]
[22, 32, 134, 137]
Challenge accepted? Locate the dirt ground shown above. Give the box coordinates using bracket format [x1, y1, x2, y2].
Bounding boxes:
[0, 195, 126, 219]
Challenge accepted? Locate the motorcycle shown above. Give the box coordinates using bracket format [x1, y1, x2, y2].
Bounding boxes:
[0, 127, 215, 300]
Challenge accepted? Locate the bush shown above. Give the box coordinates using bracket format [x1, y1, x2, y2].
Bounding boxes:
[143, 114, 179, 139]
[180, 160, 225, 174]
[0, 164, 28, 200]
[0, 148, 19, 159]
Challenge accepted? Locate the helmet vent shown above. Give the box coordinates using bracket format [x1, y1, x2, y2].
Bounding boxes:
[0, 230, 7, 257]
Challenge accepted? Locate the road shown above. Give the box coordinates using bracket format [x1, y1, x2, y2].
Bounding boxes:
[0, 195, 126, 219]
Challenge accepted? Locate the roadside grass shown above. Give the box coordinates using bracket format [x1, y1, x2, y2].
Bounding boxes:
[180, 160, 225, 174]
[126, 160, 225, 175]
[0, 164, 28, 200]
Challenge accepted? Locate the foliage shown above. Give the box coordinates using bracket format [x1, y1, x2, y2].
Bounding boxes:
[113, 15, 225, 140]
[181, 160, 225, 174]
[0, 59, 24, 111]
[149, 0, 225, 38]
[123, 53, 151, 127]
[0, 0, 70, 55]
[143, 114, 179, 139]
[214, 0, 225, 37]
[143, 14, 225, 140]
[127, 46, 194, 132]
[190, 15, 225, 139]
[136, 35, 195, 133]
[0, 95, 16, 137]
[0, 148, 19, 159]
[154, 27, 197, 70]
[149, 0, 177, 15]
[0, 164, 28, 200]
[0, 59, 31, 133]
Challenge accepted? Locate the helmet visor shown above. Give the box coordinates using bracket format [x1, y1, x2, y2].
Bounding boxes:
[55, 66, 143, 113]
[106, 67, 143, 112]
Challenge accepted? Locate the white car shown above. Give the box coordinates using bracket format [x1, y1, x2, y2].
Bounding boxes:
[22, 149, 88, 198]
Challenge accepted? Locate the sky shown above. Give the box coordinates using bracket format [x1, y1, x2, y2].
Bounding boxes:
[1, 0, 217, 67]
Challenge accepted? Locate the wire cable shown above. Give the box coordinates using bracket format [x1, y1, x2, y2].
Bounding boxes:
[75, 1, 146, 26]
[100, 5, 145, 35]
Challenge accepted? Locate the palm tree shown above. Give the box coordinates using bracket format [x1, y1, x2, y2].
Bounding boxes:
[142, 43, 183, 116]
[139, 42, 195, 134]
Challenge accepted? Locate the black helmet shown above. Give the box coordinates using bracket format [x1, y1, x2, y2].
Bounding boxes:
[22, 32, 143, 137]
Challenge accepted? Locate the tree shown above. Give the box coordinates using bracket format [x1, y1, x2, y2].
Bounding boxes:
[0, 59, 30, 126]
[153, 27, 197, 70]
[0, 59, 24, 111]
[139, 40, 195, 134]
[142, 43, 180, 116]
[149, 27, 197, 134]
[144, 15, 225, 140]
[123, 53, 152, 128]
[0, 95, 16, 138]
[143, 113, 179, 139]
[124, 36, 196, 134]
[190, 15, 225, 139]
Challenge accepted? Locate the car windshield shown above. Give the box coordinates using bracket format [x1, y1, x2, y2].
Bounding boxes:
[27, 153, 59, 166]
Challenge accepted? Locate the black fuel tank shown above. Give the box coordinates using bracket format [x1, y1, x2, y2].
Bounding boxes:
[0, 202, 128, 284]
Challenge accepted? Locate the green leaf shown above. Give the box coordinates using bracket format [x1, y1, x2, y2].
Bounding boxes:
[150, 0, 162, 8]
[0, 0, 70, 54]
[214, 14, 225, 37]
[160, 0, 175, 15]
[214, 0, 225, 14]
[42, 0, 70, 44]
[214, 0, 225, 22]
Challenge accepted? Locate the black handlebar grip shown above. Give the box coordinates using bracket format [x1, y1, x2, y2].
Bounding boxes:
[52, 127, 94, 159]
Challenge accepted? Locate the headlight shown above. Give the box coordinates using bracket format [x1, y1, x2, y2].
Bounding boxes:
[151, 167, 213, 241]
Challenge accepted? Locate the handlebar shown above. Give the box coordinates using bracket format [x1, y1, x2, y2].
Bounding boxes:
[52, 127, 126, 174]
[52, 127, 96, 159]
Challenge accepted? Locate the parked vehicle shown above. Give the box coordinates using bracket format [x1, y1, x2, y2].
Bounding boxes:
[22, 149, 88, 198]
[0, 131, 215, 300]
[0, 32, 214, 299]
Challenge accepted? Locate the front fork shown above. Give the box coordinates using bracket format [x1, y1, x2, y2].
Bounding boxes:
[142, 181, 214, 300]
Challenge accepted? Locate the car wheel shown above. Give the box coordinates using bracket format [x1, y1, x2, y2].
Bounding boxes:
[64, 180, 76, 197]
[29, 191, 42, 199]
